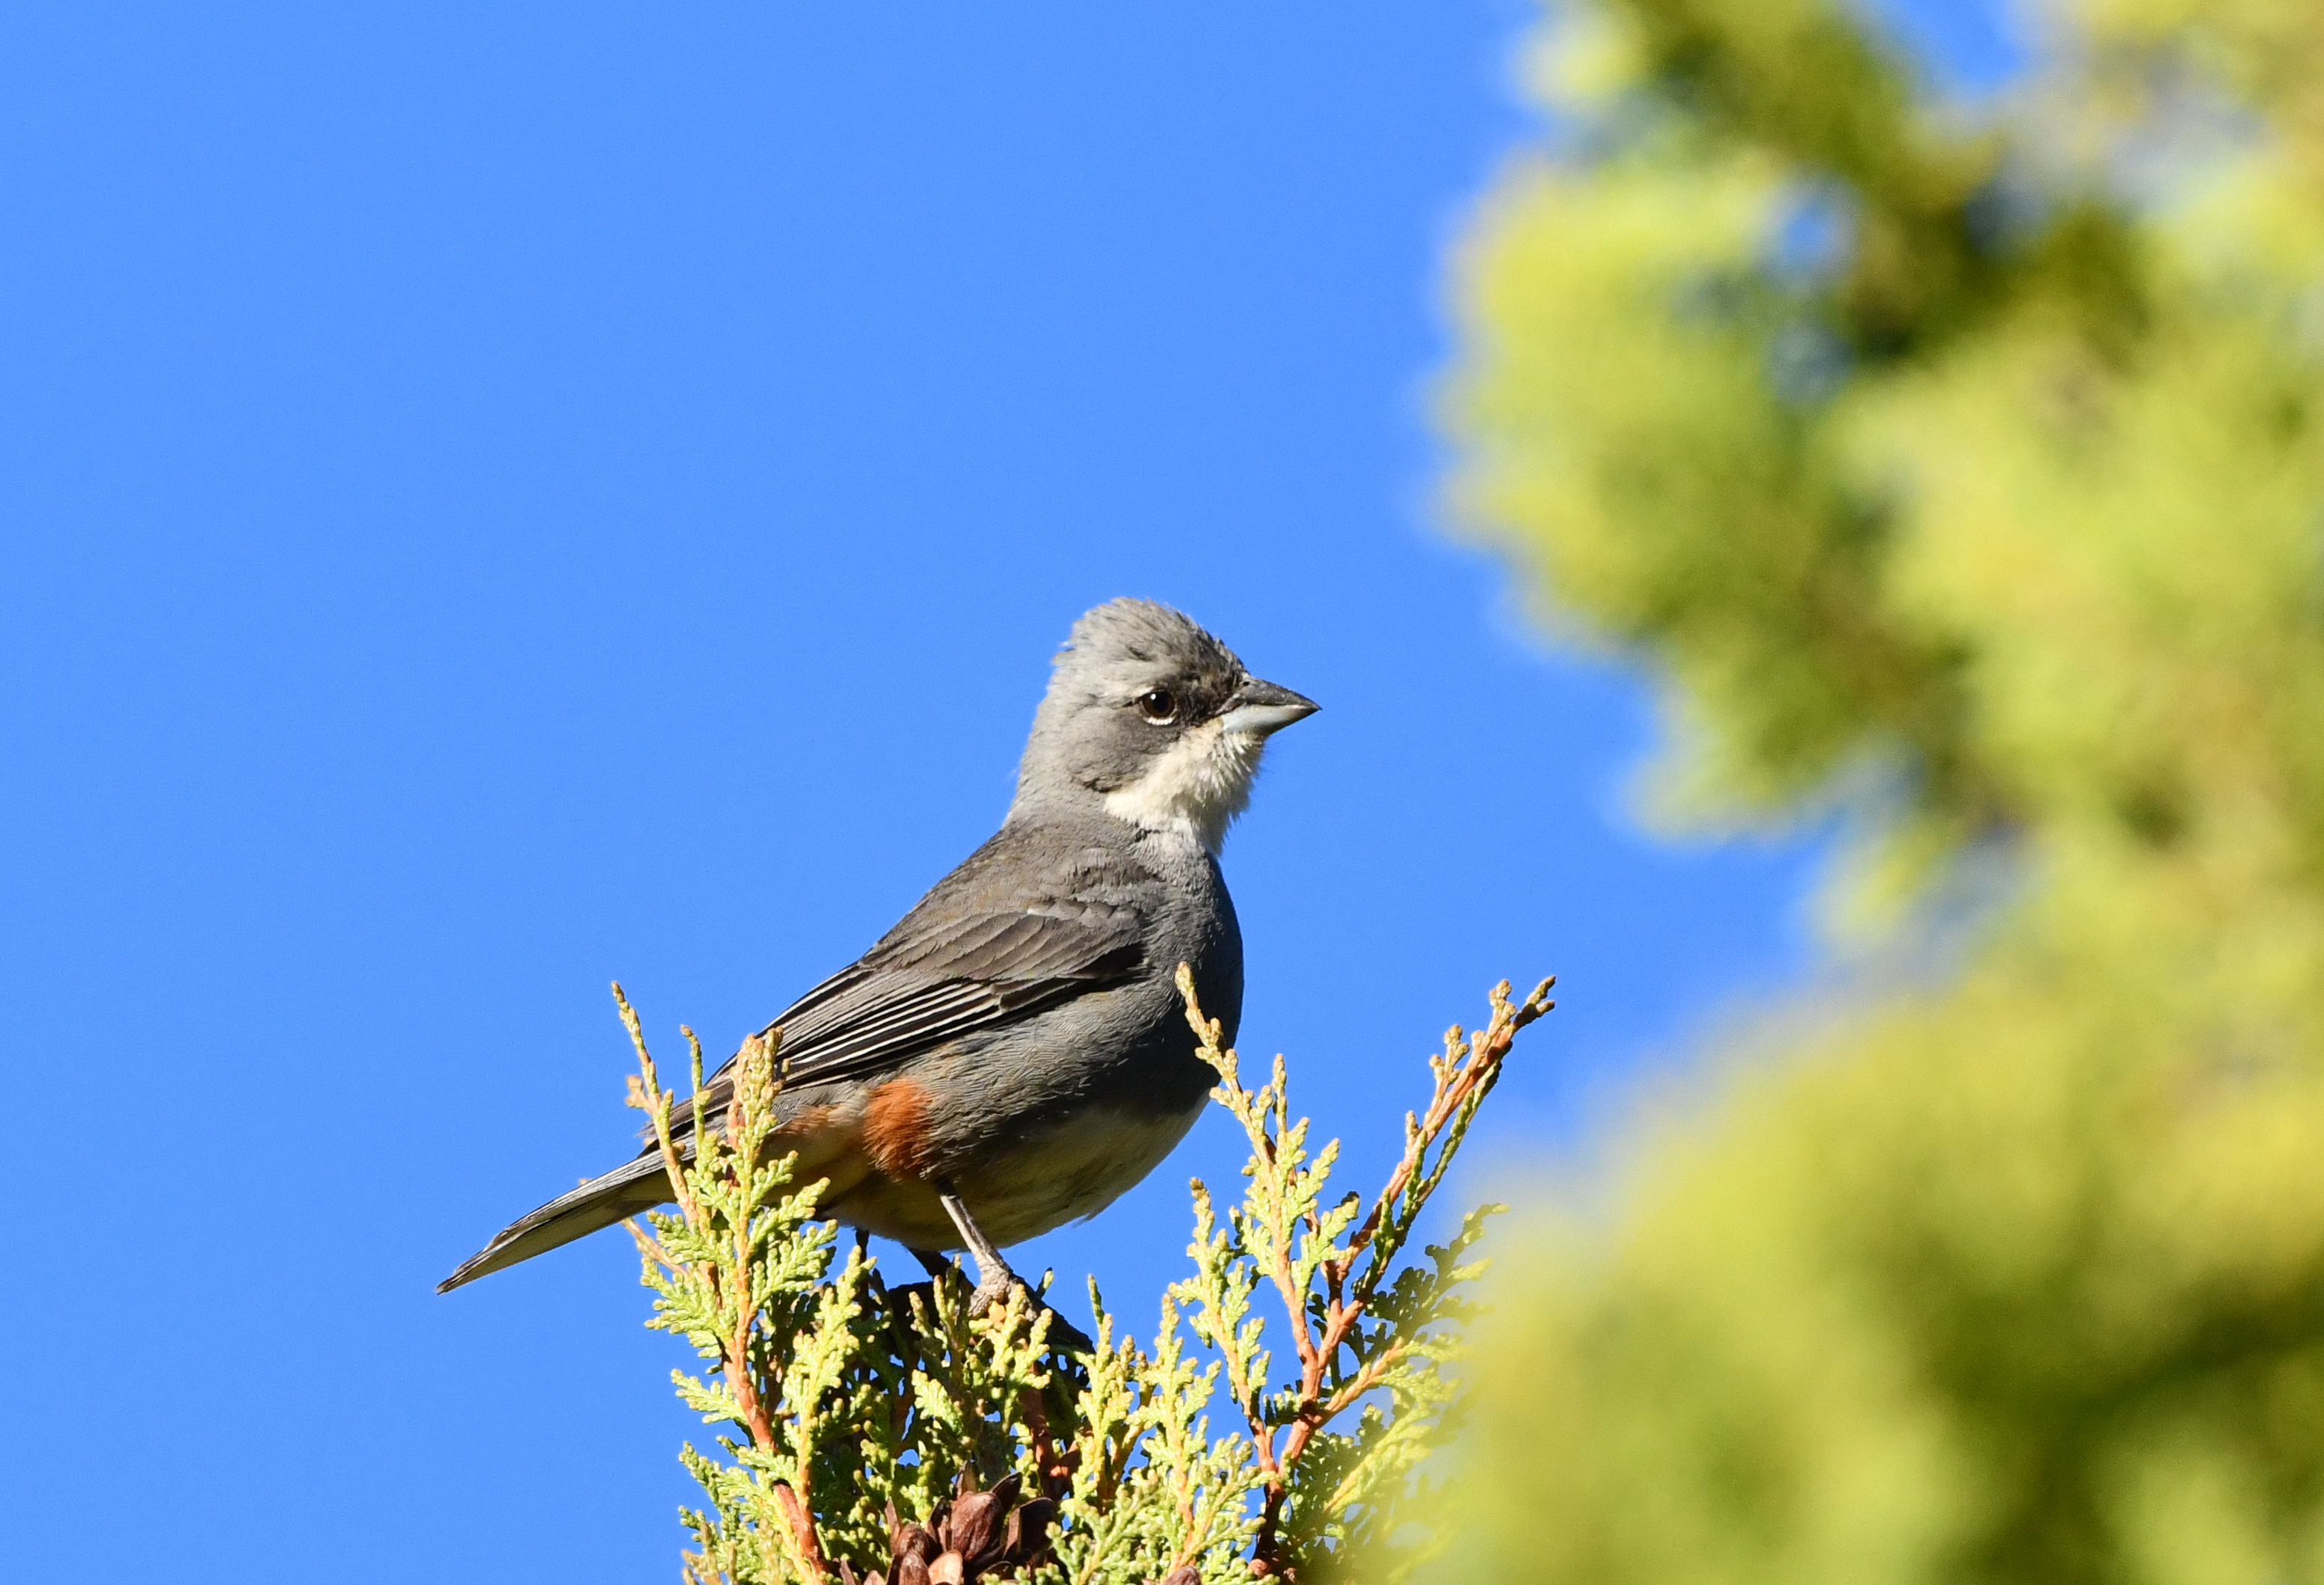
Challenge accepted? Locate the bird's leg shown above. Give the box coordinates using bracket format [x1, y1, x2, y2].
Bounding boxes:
[909, 1246, 953, 1279]
[932, 1189, 1094, 1352]
[937, 1189, 1019, 1316]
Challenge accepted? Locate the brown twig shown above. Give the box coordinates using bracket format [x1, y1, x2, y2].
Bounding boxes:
[1341, 976, 1555, 1282]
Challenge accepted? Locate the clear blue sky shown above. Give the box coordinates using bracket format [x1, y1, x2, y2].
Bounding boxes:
[0, 3, 2014, 1578]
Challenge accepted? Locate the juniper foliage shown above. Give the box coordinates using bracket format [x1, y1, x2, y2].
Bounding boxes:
[613, 967, 1554, 1585]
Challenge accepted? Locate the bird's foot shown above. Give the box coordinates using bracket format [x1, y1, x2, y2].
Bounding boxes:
[963, 1261, 1093, 1352]
[984, 1280, 1094, 1355]
[914, 1247, 1090, 1352]
[935, 1188, 1093, 1352]
[966, 1259, 1019, 1319]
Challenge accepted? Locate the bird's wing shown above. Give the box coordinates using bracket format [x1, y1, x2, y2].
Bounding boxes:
[449, 899, 1144, 1289]
[766, 902, 1146, 1090]
[652, 862, 1151, 1145]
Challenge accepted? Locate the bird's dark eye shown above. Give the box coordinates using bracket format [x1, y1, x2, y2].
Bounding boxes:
[1135, 687, 1178, 724]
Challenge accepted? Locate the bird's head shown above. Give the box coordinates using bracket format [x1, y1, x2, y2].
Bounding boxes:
[1012, 598, 1318, 852]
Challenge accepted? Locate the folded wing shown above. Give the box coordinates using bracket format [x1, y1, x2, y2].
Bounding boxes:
[437, 885, 1147, 1292]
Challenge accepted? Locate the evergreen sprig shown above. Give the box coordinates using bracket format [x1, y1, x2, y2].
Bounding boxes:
[1170, 968, 1555, 1579]
[613, 967, 1554, 1585]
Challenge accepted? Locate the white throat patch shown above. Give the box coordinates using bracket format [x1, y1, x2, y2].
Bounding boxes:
[1101, 718, 1264, 854]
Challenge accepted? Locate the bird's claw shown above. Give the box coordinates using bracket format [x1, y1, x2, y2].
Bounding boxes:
[935, 1189, 1093, 1351]
[966, 1265, 1018, 1319]
[968, 1271, 1094, 1354]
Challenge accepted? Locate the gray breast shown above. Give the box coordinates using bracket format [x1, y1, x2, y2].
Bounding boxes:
[956, 831, 1239, 1137]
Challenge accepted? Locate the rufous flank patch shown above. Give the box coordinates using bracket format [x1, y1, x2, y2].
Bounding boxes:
[861, 1078, 939, 1177]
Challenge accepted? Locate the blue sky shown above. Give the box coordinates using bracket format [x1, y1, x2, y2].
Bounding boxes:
[1, 3, 2014, 1578]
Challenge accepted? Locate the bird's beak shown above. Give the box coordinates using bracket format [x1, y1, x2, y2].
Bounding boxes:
[1218, 677, 1319, 737]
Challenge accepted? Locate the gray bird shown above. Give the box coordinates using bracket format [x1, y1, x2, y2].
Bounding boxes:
[438, 598, 1316, 1313]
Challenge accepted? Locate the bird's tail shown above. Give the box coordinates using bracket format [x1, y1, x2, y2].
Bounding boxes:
[437, 1148, 681, 1293]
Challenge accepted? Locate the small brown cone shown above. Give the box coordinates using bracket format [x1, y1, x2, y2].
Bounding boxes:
[865, 1468, 1060, 1583]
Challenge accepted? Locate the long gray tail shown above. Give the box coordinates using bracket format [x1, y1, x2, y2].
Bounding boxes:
[437, 1148, 680, 1293]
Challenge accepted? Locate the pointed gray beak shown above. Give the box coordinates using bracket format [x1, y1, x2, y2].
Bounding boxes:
[1217, 677, 1318, 737]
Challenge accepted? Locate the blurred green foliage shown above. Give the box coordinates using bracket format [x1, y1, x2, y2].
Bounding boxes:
[1442, 2, 2324, 1581]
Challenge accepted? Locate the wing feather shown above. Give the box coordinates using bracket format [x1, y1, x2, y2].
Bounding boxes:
[655, 888, 1147, 1145]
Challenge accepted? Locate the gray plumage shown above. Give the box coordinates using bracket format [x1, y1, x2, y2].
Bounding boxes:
[439, 598, 1315, 1293]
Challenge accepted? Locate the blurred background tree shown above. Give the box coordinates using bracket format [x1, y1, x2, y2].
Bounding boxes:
[1442, 1, 2324, 1581]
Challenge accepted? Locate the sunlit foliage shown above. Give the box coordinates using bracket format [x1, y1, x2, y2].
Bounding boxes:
[611, 970, 1552, 1584]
